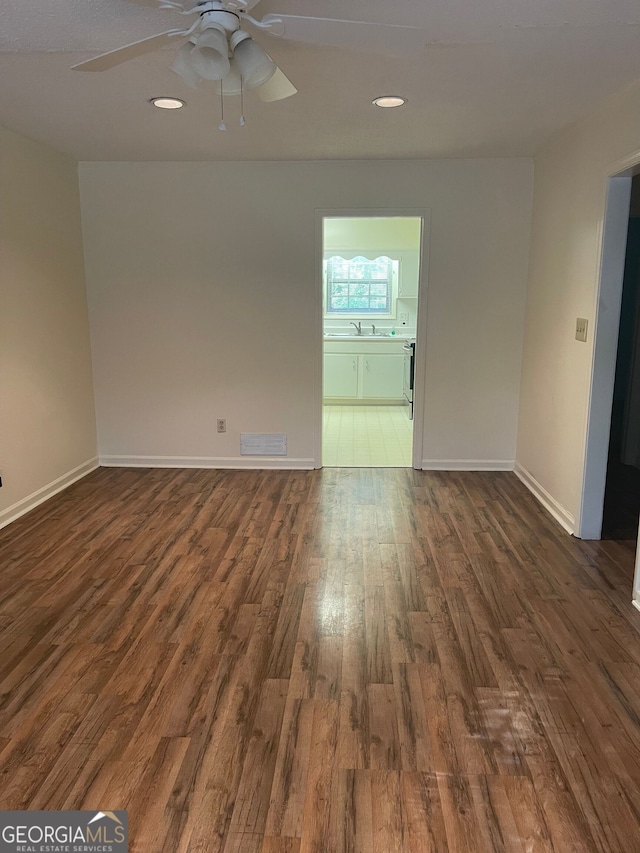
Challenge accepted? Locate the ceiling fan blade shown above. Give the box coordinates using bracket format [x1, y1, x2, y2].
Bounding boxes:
[256, 67, 297, 102]
[258, 15, 426, 56]
[72, 30, 186, 72]
[225, 0, 263, 13]
[121, 0, 186, 7]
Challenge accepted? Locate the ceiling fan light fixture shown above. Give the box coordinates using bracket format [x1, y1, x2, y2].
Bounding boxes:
[171, 40, 200, 88]
[150, 97, 186, 109]
[214, 58, 243, 96]
[190, 24, 230, 81]
[372, 95, 406, 108]
[231, 31, 277, 90]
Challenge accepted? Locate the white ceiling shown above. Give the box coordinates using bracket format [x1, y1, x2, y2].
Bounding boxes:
[1, 0, 640, 161]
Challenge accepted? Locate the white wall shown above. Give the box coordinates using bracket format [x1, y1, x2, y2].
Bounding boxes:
[324, 216, 422, 251]
[0, 126, 97, 528]
[517, 79, 640, 532]
[79, 159, 533, 469]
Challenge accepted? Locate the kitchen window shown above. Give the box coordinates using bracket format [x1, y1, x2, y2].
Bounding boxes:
[324, 255, 398, 317]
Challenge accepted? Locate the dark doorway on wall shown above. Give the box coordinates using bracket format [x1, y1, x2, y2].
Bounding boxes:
[602, 176, 640, 540]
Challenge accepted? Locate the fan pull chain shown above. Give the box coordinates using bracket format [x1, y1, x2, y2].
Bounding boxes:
[239, 76, 246, 127]
[219, 88, 227, 132]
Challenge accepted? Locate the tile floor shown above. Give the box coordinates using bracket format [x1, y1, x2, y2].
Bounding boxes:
[323, 404, 413, 467]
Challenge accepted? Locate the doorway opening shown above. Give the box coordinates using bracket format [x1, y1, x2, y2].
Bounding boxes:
[321, 215, 423, 467]
[601, 176, 640, 540]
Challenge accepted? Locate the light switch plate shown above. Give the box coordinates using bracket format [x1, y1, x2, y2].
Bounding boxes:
[576, 318, 588, 342]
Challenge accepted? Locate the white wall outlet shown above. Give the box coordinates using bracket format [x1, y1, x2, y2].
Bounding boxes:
[217, 419, 227, 433]
[575, 318, 588, 342]
[399, 311, 409, 325]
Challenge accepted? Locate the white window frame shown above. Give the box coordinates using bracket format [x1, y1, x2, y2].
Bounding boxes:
[323, 254, 400, 319]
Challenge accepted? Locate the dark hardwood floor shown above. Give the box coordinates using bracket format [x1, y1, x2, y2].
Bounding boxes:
[1, 467, 640, 852]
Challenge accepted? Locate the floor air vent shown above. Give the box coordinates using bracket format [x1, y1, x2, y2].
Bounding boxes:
[240, 434, 287, 456]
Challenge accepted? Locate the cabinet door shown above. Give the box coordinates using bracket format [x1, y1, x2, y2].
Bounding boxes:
[398, 252, 420, 298]
[361, 354, 404, 399]
[324, 353, 358, 398]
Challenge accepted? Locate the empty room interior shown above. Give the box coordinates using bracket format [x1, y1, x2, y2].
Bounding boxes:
[4, 1, 640, 851]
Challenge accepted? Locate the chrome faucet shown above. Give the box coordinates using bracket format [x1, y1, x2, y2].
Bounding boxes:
[371, 324, 376, 336]
[350, 321, 362, 335]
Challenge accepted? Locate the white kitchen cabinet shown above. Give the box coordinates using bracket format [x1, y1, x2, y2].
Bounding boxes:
[398, 251, 420, 298]
[323, 339, 406, 402]
[361, 354, 404, 399]
[324, 353, 359, 398]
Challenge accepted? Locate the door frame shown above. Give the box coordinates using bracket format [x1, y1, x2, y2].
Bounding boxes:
[578, 154, 640, 540]
[313, 208, 431, 469]
[580, 152, 640, 610]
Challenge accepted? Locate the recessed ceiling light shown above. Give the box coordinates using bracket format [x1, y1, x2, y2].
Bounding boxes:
[150, 97, 186, 110]
[372, 96, 406, 108]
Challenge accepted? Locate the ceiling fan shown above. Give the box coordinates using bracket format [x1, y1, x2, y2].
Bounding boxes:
[72, 0, 426, 105]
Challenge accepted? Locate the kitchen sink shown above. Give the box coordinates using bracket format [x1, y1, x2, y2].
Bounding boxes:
[325, 332, 392, 338]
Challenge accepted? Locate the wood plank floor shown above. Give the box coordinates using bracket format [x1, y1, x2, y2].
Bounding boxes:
[1, 467, 640, 852]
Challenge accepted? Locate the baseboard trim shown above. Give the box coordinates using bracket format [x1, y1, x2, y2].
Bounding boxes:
[514, 462, 575, 534]
[99, 455, 316, 471]
[632, 597, 640, 614]
[421, 459, 515, 472]
[0, 457, 99, 531]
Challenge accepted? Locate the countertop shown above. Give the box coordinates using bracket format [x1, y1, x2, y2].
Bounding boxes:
[323, 334, 415, 342]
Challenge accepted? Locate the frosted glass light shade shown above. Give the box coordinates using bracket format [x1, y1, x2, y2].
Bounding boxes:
[171, 40, 200, 88]
[214, 59, 243, 96]
[232, 33, 276, 89]
[190, 26, 230, 81]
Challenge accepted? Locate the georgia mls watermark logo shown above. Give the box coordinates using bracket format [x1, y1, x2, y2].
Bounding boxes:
[0, 811, 127, 853]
